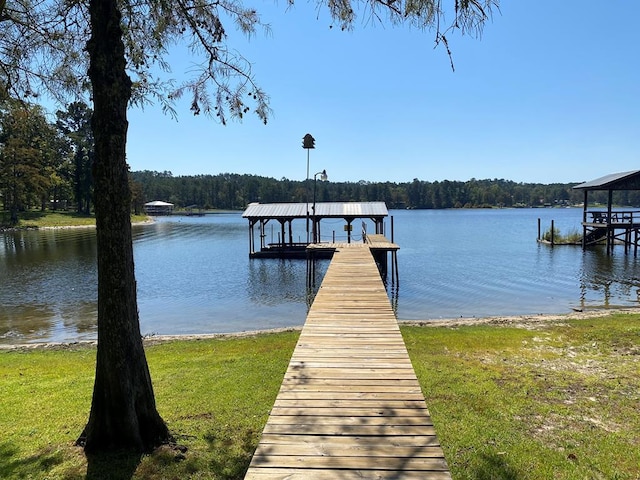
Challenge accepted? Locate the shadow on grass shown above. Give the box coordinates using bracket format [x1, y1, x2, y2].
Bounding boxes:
[203, 426, 259, 480]
[0, 441, 65, 478]
[85, 451, 141, 480]
[472, 452, 519, 480]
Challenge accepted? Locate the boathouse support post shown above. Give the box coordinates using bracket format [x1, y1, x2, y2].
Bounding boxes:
[279, 220, 285, 249]
[306, 250, 316, 289]
[607, 189, 614, 254]
[582, 190, 588, 250]
[312, 215, 322, 244]
[260, 220, 266, 250]
[248, 220, 255, 256]
[288, 219, 294, 246]
[625, 229, 631, 254]
[372, 250, 388, 279]
[345, 218, 354, 244]
[394, 251, 399, 286]
[393, 215, 399, 285]
[390, 216, 396, 284]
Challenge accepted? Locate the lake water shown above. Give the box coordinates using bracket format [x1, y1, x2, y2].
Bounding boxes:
[2, 208, 640, 345]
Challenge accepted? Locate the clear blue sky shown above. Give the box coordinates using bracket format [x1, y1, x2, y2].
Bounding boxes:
[125, 1, 639, 184]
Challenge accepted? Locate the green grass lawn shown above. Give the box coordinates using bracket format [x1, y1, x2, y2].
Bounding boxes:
[1, 211, 149, 228]
[404, 313, 640, 480]
[0, 332, 299, 480]
[1, 315, 639, 479]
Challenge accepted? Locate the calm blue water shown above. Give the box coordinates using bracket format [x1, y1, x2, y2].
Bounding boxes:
[395, 208, 640, 319]
[2, 208, 639, 344]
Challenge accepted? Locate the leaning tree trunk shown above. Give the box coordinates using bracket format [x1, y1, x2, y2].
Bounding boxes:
[79, 0, 170, 453]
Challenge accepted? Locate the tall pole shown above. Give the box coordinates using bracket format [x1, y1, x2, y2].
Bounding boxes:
[302, 134, 315, 244]
[312, 170, 328, 244]
[306, 148, 310, 243]
[312, 172, 316, 244]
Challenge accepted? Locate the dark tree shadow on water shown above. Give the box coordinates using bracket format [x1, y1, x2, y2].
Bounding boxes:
[85, 451, 141, 480]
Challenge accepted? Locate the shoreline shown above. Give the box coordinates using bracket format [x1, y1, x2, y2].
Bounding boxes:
[0, 217, 153, 232]
[3, 307, 638, 351]
[398, 306, 640, 328]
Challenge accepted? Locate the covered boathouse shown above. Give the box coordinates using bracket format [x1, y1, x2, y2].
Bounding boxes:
[573, 169, 640, 254]
[242, 201, 390, 258]
[144, 200, 174, 215]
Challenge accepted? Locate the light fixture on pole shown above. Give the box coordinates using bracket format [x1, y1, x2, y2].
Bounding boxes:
[312, 169, 328, 244]
[302, 134, 315, 243]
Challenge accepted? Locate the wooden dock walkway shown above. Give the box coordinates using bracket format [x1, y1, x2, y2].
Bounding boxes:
[245, 247, 450, 479]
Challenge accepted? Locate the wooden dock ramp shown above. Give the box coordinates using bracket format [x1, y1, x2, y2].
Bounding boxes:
[245, 246, 451, 479]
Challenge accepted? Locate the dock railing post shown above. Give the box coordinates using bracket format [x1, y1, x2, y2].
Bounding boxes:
[390, 216, 396, 285]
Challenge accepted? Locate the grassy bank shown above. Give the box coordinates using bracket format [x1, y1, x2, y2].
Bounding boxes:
[1, 315, 638, 479]
[405, 313, 640, 479]
[0, 332, 299, 480]
[1, 211, 149, 229]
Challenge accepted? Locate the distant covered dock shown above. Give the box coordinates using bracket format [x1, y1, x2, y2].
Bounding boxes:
[144, 200, 174, 215]
[573, 169, 640, 254]
[242, 201, 389, 258]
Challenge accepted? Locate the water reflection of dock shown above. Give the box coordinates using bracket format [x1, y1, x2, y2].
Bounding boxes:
[245, 246, 450, 479]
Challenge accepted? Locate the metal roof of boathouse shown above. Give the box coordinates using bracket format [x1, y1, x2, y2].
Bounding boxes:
[242, 201, 388, 219]
[573, 170, 640, 191]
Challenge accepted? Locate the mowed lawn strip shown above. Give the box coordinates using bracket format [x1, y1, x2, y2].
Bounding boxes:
[1, 315, 639, 479]
[403, 313, 640, 480]
[1, 210, 150, 228]
[0, 331, 298, 480]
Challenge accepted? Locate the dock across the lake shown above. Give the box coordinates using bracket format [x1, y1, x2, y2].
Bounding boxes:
[245, 245, 450, 479]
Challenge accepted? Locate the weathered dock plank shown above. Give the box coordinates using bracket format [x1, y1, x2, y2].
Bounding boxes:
[245, 246, 450, 479]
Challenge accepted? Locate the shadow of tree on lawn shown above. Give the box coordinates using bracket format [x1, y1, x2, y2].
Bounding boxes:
[85, 450, 141, 480]
[203, 425, 260, 480]
[0, 441, 65, 479]
[471, 451, 520, 480]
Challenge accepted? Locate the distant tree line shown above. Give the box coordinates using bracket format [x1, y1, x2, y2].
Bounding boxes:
[0, 100, 94, 224]
[131, 171, 640, 211]
[3, 99, 639, 225]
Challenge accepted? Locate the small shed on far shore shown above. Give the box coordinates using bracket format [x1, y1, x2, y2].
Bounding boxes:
[144, 200, 174, 216]
[573, 170, 640, 253]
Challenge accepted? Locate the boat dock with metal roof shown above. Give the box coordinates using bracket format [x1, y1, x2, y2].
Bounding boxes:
[573, 170, 640, 254]
[242, 201, 391, 258]
[242, 201, 399, 283]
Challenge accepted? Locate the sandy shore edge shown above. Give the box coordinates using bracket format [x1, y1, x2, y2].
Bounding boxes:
[3, 307, 638, 351]
[399, 306, 640, 328]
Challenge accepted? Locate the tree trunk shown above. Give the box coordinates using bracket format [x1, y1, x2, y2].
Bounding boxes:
[79, 0, 170, 453]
